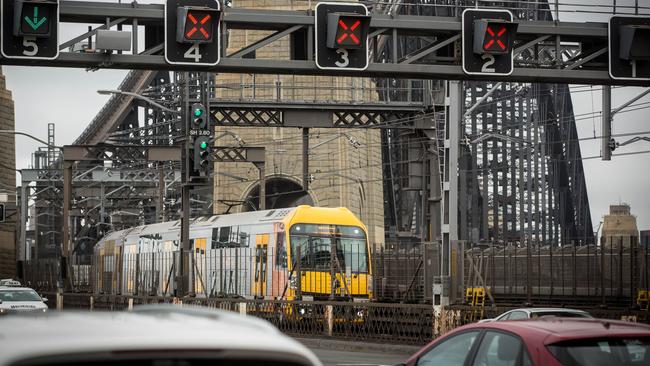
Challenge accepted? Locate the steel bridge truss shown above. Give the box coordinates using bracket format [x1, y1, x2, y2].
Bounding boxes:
[20, 0, 600, 305]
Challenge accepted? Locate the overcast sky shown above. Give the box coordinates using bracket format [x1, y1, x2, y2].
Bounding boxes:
[3, 0, 650, 234]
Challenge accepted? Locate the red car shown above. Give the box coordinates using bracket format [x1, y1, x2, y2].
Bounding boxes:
[401, 318, 650, 366]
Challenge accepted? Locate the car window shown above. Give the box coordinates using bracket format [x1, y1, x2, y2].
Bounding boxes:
[548, 337, 650, 366]
[0, 290, 42, 302]
[472, 331, 526, 366]
[532, 311, 590, 319]
[417, 331, 480, 366]
[506, 311, 528, 320]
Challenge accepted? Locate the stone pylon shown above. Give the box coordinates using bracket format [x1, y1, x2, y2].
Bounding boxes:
[0, 66, 16, 278]
[213, 0, 385, 248]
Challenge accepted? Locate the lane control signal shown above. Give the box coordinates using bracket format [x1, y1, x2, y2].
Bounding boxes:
[326, 13, 370, 49]
[176, 6, 217, 43]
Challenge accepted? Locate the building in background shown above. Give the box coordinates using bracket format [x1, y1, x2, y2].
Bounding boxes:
[641, 230, 650, 249]
[601, 204, 639, 249]
[0, 67, 16, 278]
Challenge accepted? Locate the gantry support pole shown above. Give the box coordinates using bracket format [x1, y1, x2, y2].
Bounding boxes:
[258, 163, 266, 211]
[602, 85, 612, 161]
[62, 162, 73, 289]
[303, 128, 309, 192]
[19, 184, 28, 279]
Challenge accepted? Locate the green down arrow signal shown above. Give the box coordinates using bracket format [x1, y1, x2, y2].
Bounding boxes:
[24, 7, 47, 31]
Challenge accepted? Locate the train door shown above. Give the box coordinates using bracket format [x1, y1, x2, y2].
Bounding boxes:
[193, 238, 207, 296]
[254, 234, 269, 298]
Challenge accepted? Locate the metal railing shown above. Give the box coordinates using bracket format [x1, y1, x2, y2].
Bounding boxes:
[25, 247, 431, 303]
[43, 292, 434, 345]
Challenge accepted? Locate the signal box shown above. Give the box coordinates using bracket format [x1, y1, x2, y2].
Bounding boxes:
[462, 9, 517, 76]
[610, 16, 650, 80]
[165, 0, 221, 66]
[315, 2, 370, 71]
[1, 0, 59, 60]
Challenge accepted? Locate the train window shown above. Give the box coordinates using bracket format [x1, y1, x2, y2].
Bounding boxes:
[276, 232, 287, 268]
[238, 226, 251, 248]
[219, 227, 231, 244]
[211, 228, 219, 249]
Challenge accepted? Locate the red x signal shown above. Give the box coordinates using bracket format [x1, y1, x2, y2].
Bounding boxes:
[337, 19, 362, 45]
[484, 25, 508, 51]
[183, 11, 213, 41]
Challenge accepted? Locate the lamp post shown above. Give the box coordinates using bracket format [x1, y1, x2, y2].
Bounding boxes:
[97, 89, 180, 114]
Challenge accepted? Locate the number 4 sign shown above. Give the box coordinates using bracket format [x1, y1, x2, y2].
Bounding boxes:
[164, 0, 221, 66]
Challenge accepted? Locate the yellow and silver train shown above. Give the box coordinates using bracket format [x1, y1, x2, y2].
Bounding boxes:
[94, 206, 373, 300]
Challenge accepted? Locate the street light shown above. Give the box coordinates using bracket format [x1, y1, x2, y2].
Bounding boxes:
[0, 130, 60, 149]
[97, 89, 180, 114]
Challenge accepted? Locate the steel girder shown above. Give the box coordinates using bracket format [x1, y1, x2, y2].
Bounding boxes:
[0, 1, 648, 86]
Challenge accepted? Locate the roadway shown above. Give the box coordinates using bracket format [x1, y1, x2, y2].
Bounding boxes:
[298, 338, 419, 366]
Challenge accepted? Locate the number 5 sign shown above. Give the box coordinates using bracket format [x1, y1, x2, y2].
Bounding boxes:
[164, 0, 221, 66]
[1, 0, 60, 60]
[462, 9, 517, 76]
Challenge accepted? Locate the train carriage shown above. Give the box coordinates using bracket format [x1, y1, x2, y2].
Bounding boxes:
[93, 206, 373, 301]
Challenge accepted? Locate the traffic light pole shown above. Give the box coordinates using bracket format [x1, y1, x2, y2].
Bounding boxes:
[179, 71, 191, 296]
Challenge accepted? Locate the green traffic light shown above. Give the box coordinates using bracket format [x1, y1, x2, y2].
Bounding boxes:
[200, 141, 208, 150]
[194, 109, 203, 118]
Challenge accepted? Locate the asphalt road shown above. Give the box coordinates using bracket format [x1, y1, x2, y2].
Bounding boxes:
[310, 348, 409, 366]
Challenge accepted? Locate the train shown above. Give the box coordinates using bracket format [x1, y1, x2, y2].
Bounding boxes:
[93, 206, 373, 301]
[463, 242, 650, 307]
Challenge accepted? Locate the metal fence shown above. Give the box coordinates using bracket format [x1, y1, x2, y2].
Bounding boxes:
[25, 246, 432, 303]
[42, 292, 435, 345]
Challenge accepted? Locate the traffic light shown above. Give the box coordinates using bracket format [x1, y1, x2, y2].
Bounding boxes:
[165, 0, 221, 66]
[191, 103, 207, 129]
[462, 9, 517, 76]
[193, 136, 211, 173]
[176, 6, 217, 44]
[326, 13, 370, 49]
[315, 2, 370, 71]
[13, 0, 55, 37]
[1, 0, 59, 59]
[473, 19, 517, 55]
[609, 16, 650, 80]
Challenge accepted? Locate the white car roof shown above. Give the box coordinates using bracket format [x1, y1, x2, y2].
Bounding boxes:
[0, 306, 322, 366]
[0, 287, 37, 292]
[520, 308, 588, 313]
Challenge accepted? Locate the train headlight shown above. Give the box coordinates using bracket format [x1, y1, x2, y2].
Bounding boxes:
[356, 309, 365, 318]
[299, 307, 306, 315]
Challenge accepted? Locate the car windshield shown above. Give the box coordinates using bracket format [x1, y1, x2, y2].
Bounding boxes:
[0, 289, 42, 302]
[548, 337, 650, 366]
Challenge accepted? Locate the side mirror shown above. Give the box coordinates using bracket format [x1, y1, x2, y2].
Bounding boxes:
[42, 297, 48, 303]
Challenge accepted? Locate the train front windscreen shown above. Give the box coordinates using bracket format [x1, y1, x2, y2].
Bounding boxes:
[289, 224, 371, 298]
